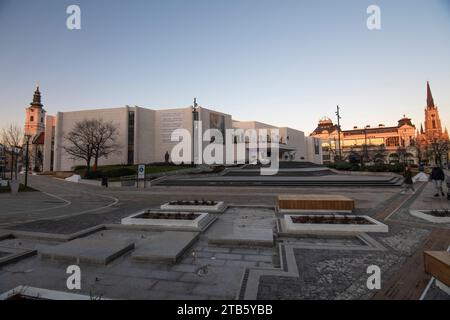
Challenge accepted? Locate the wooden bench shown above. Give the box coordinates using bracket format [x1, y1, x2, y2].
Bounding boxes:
[278, 194, 355, 212]
[424, 251, 450, 287]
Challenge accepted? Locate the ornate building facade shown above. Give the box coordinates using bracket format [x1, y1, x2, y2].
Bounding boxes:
[311, 116, 417, 165]
[311, 82, 449, 166]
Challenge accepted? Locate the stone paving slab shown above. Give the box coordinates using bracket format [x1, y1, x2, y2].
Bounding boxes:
[0, 245, 37, 267]
[132, 231, 199, 263]
[40, 238, 135, 265]
[410, 181, 449, 211]
[257, 248, 402, 300]
[207, 224, 274, 247]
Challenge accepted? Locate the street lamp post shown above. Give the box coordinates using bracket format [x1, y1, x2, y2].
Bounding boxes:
[24, 135, 31, 188]
[192, 98, 199, 165]
[10, 146, 14, 180]
[363, 127, 368, 166]
[335, 105, 342, 161]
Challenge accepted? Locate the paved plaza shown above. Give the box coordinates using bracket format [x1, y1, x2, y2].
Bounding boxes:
[0, 173, 449, 300]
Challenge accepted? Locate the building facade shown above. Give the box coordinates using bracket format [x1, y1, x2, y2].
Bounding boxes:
[41, 101, 322, 172]
[311, 82, 449, 166]
[311, 116, 417, 165]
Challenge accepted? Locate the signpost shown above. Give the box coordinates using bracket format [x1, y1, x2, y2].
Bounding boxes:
[137, 164, 145, 188]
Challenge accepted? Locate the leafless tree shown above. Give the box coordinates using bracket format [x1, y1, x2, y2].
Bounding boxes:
[409, 140, 425, 164]
[63, 119, 120, 171]
[1, 124, 23, 179]
[427, 138, 449, 166]
[92, 120, 120, 168]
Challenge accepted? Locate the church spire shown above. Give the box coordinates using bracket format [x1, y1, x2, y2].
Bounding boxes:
[420, 123, 424, 134]
[30, 85, 43, 108]
[426, 81, 435, 109]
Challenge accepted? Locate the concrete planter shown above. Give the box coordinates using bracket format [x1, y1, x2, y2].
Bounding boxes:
[9, 180, 19, 194]
[121, 210, 210, 230]
[284, 214, 388, 234]
[160, 201, 226, 213]
[0, 286, 107, 300]
[436, 280, 450, 296]
[410, 210, 450, 224]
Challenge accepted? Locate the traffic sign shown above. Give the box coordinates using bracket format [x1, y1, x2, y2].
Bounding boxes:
[137, 164, 145, 180]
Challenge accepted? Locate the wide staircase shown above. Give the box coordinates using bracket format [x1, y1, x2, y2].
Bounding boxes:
[156, 174, 404, 187]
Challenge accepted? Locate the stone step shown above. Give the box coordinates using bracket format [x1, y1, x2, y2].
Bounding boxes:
[157, 178, 403, 187]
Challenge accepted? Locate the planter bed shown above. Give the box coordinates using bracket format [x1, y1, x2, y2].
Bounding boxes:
[284, 214, 388, 234]
[410, 210, 450, 224]
[160, 200, 226, 213]
[121, 210, 210, 230]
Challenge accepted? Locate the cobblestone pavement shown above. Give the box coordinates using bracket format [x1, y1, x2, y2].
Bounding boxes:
[257, 224, 430, 300]
[255, 181, 450, 300]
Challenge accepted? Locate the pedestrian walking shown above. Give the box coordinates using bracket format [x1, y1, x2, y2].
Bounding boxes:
[430, 165, 445, 197]
[101, 175, 109, 188]
[401, 166, 415, 194]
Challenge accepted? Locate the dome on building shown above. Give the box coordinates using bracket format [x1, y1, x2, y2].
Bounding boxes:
[318, 117, 333, 126]
[397, 116, 413, 127]
[311, 116, 339, 135]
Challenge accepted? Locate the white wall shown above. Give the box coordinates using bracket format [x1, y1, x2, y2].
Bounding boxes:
[279, 127, 307, 161]
[54, 107, 129, 171]
[305, 136, 323, 164]
[134, 107, 156, 164]
[50, 106, 323, 171]
[153, 107, 193, 163]
[43, 115, 56, 172]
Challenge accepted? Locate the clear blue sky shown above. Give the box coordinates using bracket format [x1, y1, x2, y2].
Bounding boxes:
[1, 0, 449, 133]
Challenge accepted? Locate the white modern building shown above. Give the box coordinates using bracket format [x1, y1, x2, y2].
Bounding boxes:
[41, 102, 322, 172]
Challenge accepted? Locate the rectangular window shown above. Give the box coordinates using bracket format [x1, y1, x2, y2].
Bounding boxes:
[386, 137, 399, 147]
[30, 116, 34, 122]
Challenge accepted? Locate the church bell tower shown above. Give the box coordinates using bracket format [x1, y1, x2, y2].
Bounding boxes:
[24, 86, 46, 137]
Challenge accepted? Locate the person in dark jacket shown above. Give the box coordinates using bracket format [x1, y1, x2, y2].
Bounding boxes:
[430, 165, 445, 197]
[101, 175, 109, 188]
[401, 166, 415, 194]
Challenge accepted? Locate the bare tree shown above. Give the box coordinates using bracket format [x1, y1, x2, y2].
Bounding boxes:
[92, 120, 120, 168]
[427, 138, 449, 166]
[1, 124, 23, 179]
[63, 119, 120, 171]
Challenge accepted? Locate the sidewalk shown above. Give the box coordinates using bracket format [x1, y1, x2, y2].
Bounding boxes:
[410, 180, 449, 212]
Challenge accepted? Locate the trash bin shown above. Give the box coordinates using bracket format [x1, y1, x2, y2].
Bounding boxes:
[9, 180, 19, 195]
